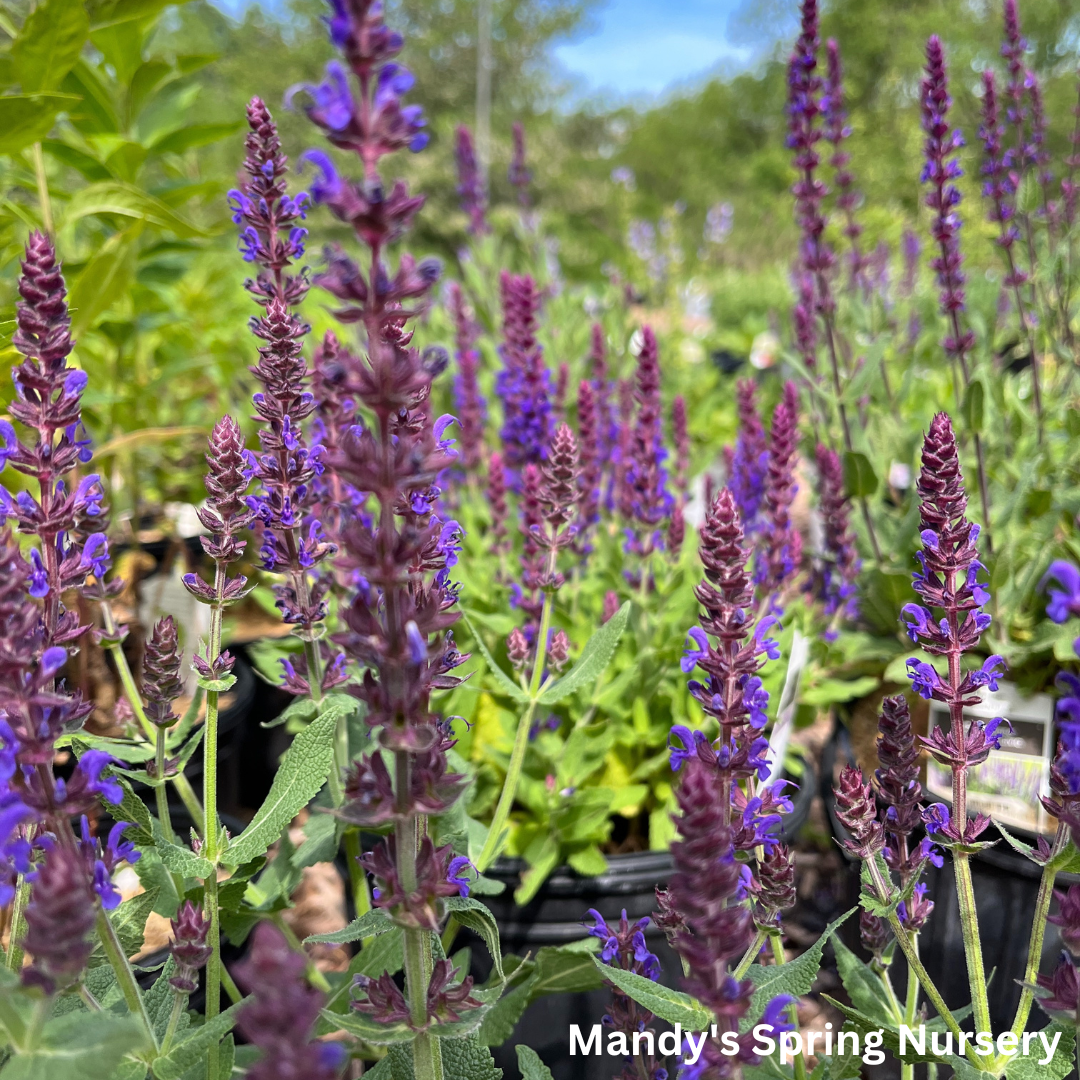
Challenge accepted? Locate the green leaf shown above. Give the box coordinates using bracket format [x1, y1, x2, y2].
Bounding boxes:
[0, 95, 77, 156]
[842, 451, 878, 498]
[13, 0, 89, 93]
[387, 1034, 502, 1080]
[515, 1046, 554, 1080]
[744, 910, 855, 1029]
[963, 378, 985, 434]
[305, 908, 395, 945]
[292, 813, 338, 868]
[567, 845, 609, 876]
[152, 827, 213, 880]
[69, 230, 138, 337]
[539, 601, 630, 704]
[222, 698, 348, 867]
[460, 611, 529, 703]
[62, 181, 205, 237]
[0, 1012, 146, 1080]
[144, 960, 188, 1042]
[479, 976, 533, 1046]
[91, 888, 159, 965]
[830, 934, 895, 1026]
[995, 820, 1041, 865]
[529, 940, 604, 997]
[592, 956, 712, 1030]
[150, 121, 242, 155]
[445, 896, 503, 983]
[150, 1000, 244, 1080]
[87, 0, 181, 30]
[328, 1010, 413, 1045]
[1004, 1022, 1075, 1080]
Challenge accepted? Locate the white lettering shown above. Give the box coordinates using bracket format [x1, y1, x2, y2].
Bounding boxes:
[658, 1024, 682, 1057]
[899, 1025, 925, 1056]
[570, 1025, 600, 1056]
[779, 1032, 802, 1065]
[683, 1030, 707, 1066]
[996, 1032, 1018, 1056]
[752, 1024, 777, 1059]
[863, 1030, 884, 1066]
[1039, 1031, 1062, 1066]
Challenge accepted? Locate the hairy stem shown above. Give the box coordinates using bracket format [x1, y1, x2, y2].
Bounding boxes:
[161, 992, 187, 1055]
[769, 933, 806, 1080]
[95, 905, 158, 1053]
[5, 873, 29, 971]
[154, 727, 174, 844]
[476, 568, 556, 874]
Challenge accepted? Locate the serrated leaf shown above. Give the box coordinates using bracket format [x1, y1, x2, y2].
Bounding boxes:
[62, 181, 205, 238]
[592, 957, 712, 1030]
[222, 699, 346, 867]
[479, 975, 534, 1046]
[460, 611, 529, 703]
[152, 829, 213, 880]
[539, 601, 630, 704]
[13, 0, 90, 93]
[305, 908, 394, 945]
[0, 1012, 146, 1080]
[150, 1000, 244, 1080]
[387, 1033, 502, 1080]
[292, 813, 338, 868]
[995, 820, 1041, 865]
[445, 896, 503, 983]
[515, 1046, 554, 1080]
[145, 960, 188, 1042]
[744, 909, 855, 1029]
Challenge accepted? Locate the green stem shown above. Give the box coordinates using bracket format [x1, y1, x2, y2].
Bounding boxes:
[733, 928, 767, 980]
[343, 829, 370, 924]
[769, 933, 806, 1080]
[6, 872, 29, 971]
[155, 727, 174, 843]
[202, 565, 226, 1080]
[876, 965, 905, 1025]
[204, 873, 221, 1080]
[78, 983, 103, 1012]
[1003, 823, 1067, 1051]
[107, 639, 158, 743]
[160, 992, 187, 1055]
[172, 773, 205, 835]
[220, 963, 242, 1005]
[271, 914, 331, 992]
[954, 852, 992, 1038]
[95, 906, 158, 1053]
[329, 701, 347, 808]
[476, 582, 556, 874]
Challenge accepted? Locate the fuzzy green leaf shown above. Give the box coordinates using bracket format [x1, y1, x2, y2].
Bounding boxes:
[1004, 1022, 1075, 1080]
[515, 1046, 555, 1080]
[539, 601, 630, 704]
[305, 908, 394, 945]
[830, 933, 895, 1026]
[592, 957, 712, 1030]
[328, 1011, 414, 1045]
[0, 1012, 146, 1080]
[90, 888, 159, 965]
[460, 611, 529, 703]
[445, 897, 503, 983]
[222, 699, 347, 867]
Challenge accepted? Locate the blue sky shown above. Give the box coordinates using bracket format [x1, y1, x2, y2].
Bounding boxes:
[553, 0, 755, 99]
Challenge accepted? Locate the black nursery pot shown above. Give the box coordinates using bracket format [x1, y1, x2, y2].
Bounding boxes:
[467, 764, 816, 1080]
[821, 720, 1076, 1041]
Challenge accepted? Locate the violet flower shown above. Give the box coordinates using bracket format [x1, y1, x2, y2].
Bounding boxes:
[21, 840, 96, 994]
[300, 2, 474, 1050]
[497, 271, 552, 488]
[449, 282, 486, 472]
[236, 921, 345, 1080]
[815, 442, 859, 624]
[170, 899, 212, 993]
[906, 413, 1001, 845]
[727, 379, 768, 533]
[624, 326, 674, 558]
[823, 38, 865, 286]
[756, 383, 802, 596]
[142, 616, 183, 729]
[454, 125, 489, 236]
[1034, 953, 1080, 1024]
[921, 36, 975, 366]
[231, 99, 340, 695]
[508, 120, 532, 208]
[586, 908, 667, 1080]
